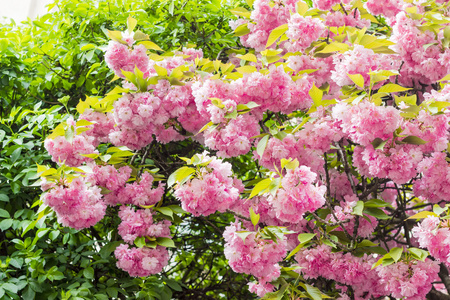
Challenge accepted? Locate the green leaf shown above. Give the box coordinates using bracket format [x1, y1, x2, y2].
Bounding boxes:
[83, 267, 94, 279]
[372, 253, 390, 269]
[433, 204, 447, 216]
[256, 135, 270, 157]
[139, 41, 163, 51]
[281, 158, 299, 170]
[438, 74, 450, 82]
[11, 147, 22, 163]
[409, 247, 429, 261]
[0, 209, 9, 219]
[2, 283, 17, 293]
[234, 23, 250, 36]
[107, 30, 125, 44]
[22, 285, 35, 300]
[363, 207, 390, 219]
[168, 1, 174, 15]
[197, 121, 214, 135]
[249, 207, 260, 227]
[165, 279, 183, 292]
[296, 1, 309, 15]
[261, 283, 287, 300]
[298, 233, 316, 244]
[81, 44, 96, 51]
[127, 16, 137, 33]
[229, 7, 251, 18]
[378, 83, 411, 93]
[285, 242, 304, 260]
[0, 219, 13, 231]
[106, 287, 118, 299]
[352, 201, 364, 216]
[401, 135, 427, 145]
[65, 125, 74, 143]
[348, 73, 365, 88]
[266, 24, 288, 48]
[309, 83, 323, 106]
[99, 241, 121, 259]
[315, 42, 349, 53]
[237, 53, 257, 63]
[134, 236, 146, 248]
[249, 178, 271, 199]
[394, 94, 417, 106]
[364, 199, 392, 208]
[357, 239, 378, 247]
[156, 237, 175, 248]
[133, 30, 149, 41]
[304, 283, 322, 300]
[407, 211, 438, 219]
[389, 247, 402, 262]
[371, 138, 387, 150]
[154, 64, 168, 77]
[235, 231, 253, 243]
[154, 207, 173, 218]
[167, 167, 195, 187]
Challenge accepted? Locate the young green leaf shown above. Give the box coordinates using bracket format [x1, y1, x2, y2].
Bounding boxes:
[234, 23, 251, 36]
[266, 24, 288, 48]
[249, 207, 260, 227]
[256, 135, 270, 157]
[352, 201, 364, 216]
[348, 73, 365, 88]
[249, 178, 271, 199]
[378, 83, 411, 93]
[167, 167, 195, 187]
[389, 247, 402, 262]
[309, 83, 323, 107]
[407, 211, 438, 219]
[156, 237, 175, 248]
[127, 16, 137, 34]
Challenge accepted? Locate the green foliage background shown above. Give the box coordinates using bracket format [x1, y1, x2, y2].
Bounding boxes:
[0, 0, 255, 299]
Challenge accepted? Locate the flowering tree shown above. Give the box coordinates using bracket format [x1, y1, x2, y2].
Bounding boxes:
[37, 0, 450, 298]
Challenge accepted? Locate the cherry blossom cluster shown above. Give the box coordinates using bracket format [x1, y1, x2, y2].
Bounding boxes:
[365, 0, 404, 18]
[229, 0, 296, 51]
[333, 100, 401, 146]
[413, 152, 450, 203]
[412, 216, 450, 266]
[223, 222, 287, 296]
[173, 153, 244, 216]
[269, 165, 326, 223]
[329, 195, 378, 238]
[390, 12, 448, 85]
[253, 134, 324, 174]
[295, 107, 344, 153]
[295, 244, 386, 299]
[110, 92, 181, 150]
[44, 117, 98, 167]
[296, 244, 440, 299]
[41, 177, 106, 230]
[352, 143, 423, 184]
[377, 258, 440, 300]
[88, 165, 164, 206]
[114, 244, 169, 277]
[403, 109, 450, 154]
[79, 108, 115, 145]
[286, 15, 326, 52]
[118, 206, 171, 244]
[104, 34, 150, 77]
[331, 45, 396, 87]
[324, 6, 370, 28]
[204, 113, 260, 158]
